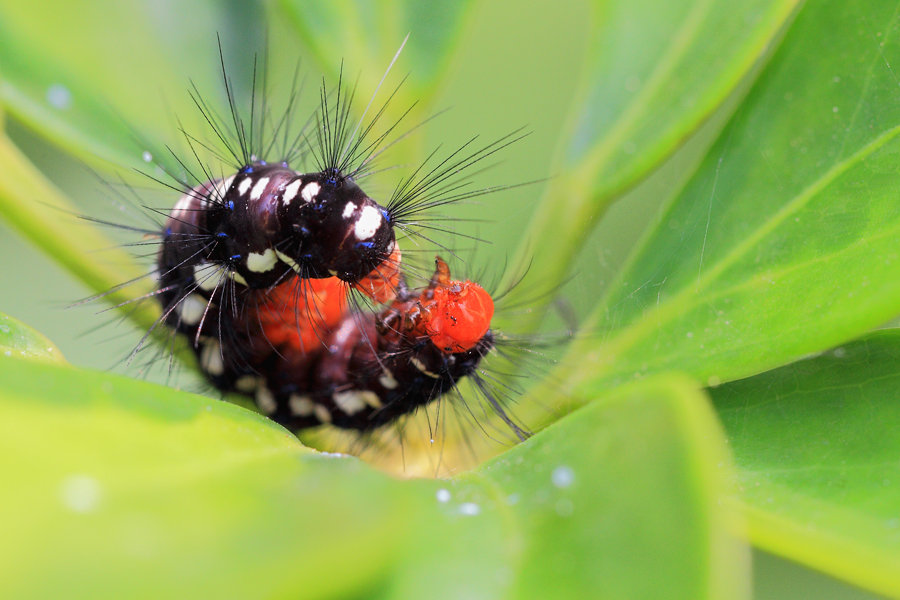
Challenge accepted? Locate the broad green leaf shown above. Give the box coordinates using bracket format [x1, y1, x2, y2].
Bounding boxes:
[712, 329, 900, 598]
[512, 0, 800, 299]
[0, 352, 746, 599]
[0, 355, 428, 599]
[369, 375, 747, 599]
[0, 0, 264, 171]
[539, 0, 900, 416]
[0, 313, 64, 363]
[435, 374, 747, 600]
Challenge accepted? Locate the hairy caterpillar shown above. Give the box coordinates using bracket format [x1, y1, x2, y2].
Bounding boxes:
[126, 42, 530, 440]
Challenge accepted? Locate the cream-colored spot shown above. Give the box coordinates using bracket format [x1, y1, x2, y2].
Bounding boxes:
[313, 403, 332, 423]
[333, 390, 378, 415]
[178, 294, 207, 326]
[282, 179, 302, 205]
[275, 250, 303, 274]
[237, 177, 252, 196]
[255, 387, 278, 415]
[200, 340, 224, 376]
[235, 375, 258, 393]
[354, 205, 382, 240]
[410, 356, 439, 378]
[378, 369, 398, 390]
[289, 394, 315, 416]
[193, 263, 218, 292]
[342, 201, 356, 219]
[249, 176, 270, 201]
[301, 181, 320, 202]
[228, 270, 249, 286]
[247, 248, 277, 273]
[214, 175, 235, 202]
[361, 391, 383, 409]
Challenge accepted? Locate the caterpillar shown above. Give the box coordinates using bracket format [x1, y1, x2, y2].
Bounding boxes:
[131, 42, 530, 439]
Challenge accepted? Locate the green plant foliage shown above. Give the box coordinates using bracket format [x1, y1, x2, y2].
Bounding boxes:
[0, 313, 64, 363]
[0, 355, 739, 599]
[1, 0, 899, 597]
[713, 329, 900, 598]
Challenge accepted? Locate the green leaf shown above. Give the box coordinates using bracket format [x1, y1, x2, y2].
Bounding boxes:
[512, 0, 800, 299]
[0, 355, 429, 599]
[455, 374, 747, 600]
[540, 0, 900, 416]
[0, 353, 747, 599]
[712, 329, 900, 598]
[0, 313, 65, 363]
[0, 0, 265, 170]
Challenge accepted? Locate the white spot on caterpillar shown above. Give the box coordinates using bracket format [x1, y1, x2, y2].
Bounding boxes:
[255, 387, 278, 415]
[378, 369, 398, 389]
[60, 474, 101, 513]
[282, 179, 302, 205]
[142, 151, 153, 163]
[289, 394, 315, 416]
[237, 177, 252, 197]
[178, 294, 207, 326]
[200, 340, 224, 376]
[193, 263, 219, 292]
[274, 250, 303, 274]
[214, 175, 235, 201]
[313, 403, 332, 424]
[333, 390, 378, 415]
[436, 489, 451, 503]
[342, 202, 356, 219]
[354, 205, 382, 240]
[235, 375, 259, 393]
[228, 270, 249, 287]
[246, 248, 277, 273]
[410, 356, 440, 378]
[47, 83, 72, 109]
[249, 176, 270, 201]
[301, 182, 320, 203]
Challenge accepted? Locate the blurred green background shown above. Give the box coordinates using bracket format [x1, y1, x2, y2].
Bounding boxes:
[0, 0, 891, 597]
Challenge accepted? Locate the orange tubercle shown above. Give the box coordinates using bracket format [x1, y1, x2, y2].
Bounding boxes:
[421, 273, 495, 354]
[351, 243, 402, 305]
[257, 276, 348, 352]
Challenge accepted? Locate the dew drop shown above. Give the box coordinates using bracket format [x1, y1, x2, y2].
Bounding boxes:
[459, 502, 481, 516]
[47, 83, 72, 110]
[60, 474, 101, 513]
[552, 465, 575, 488]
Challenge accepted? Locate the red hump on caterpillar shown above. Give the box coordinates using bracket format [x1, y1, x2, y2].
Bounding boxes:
[410, 257, 495, 354]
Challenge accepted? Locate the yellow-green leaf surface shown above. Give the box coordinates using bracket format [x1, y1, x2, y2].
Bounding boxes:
[712, 330, 900, 598]
[0, 313, 64, 363]
[468, 374, 748, 600]
[515, 0, 799, 298]
[0, 353, 745, 599]
[0, 356, 420, 599]
[545, 0, 900, 413]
